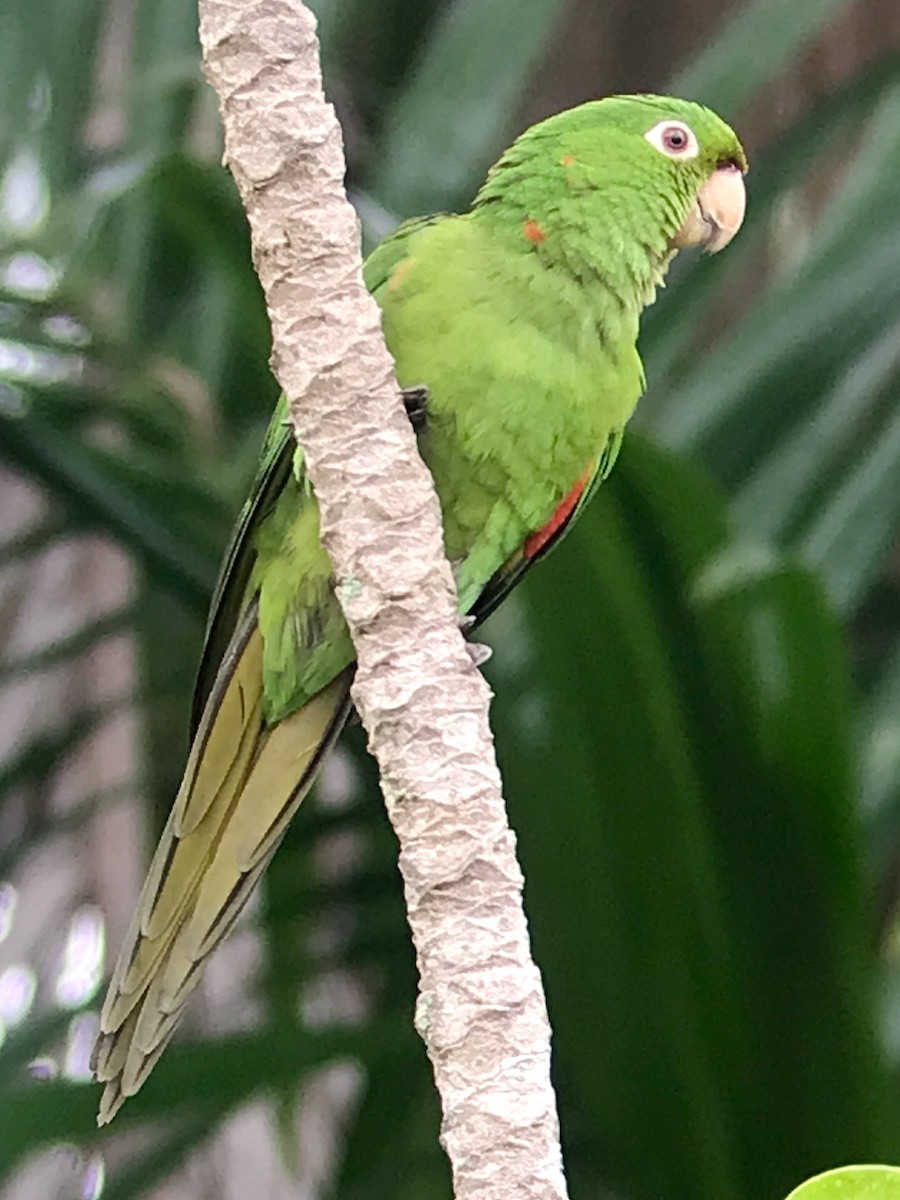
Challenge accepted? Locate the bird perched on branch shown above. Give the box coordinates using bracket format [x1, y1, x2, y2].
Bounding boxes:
[93, 93, 747, 1123]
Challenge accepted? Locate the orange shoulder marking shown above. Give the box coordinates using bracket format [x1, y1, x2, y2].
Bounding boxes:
[388, 258, 413, 293]
[522, 218, 546, 245]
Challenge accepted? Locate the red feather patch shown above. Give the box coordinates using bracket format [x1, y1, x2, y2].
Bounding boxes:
[524, 461, 595, 560]
[522, 218, 546, 244]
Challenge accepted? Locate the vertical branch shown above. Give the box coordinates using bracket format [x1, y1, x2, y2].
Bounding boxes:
[198, 3, 569, 1196]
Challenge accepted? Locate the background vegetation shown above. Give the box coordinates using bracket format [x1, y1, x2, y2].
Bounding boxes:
[1, 0, 900, 1197]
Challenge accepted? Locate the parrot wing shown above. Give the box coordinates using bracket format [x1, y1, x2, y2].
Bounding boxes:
[468, 426, 623, 629]
[362, 214, 442, 294]
[189, 211, 441, 727]
[191, 393, 294, 734]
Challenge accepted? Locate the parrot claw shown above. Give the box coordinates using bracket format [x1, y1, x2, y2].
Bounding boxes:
[466, 641, 493, 668]
[457, 615, 491, 667]
[402, 385, 429, 431]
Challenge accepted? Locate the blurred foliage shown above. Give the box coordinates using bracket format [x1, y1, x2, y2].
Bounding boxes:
[1, 0, 900, 1198]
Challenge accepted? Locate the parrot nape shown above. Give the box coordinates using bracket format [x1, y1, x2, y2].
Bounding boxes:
[93, 94, 747, 1123]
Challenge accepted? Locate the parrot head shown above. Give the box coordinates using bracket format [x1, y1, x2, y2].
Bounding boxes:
[475, 94, 747, 280]
[624, 95, 748, 254]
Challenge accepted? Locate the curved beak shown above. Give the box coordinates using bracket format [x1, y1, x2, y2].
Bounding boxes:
[673, 163, 746, 254]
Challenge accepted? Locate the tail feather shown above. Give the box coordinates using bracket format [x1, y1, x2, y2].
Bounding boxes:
[172, 635, 265, 839]
[93, 607, 353, 1125]
[121, 1026, 176, 1099]
[94, 1006, 138, 1080]
[139, 702, 263, 945]
[138, 630, 265, 942]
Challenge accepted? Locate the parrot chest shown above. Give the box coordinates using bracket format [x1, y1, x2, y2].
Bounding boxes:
[380, 222, 644, 585]
[409, 326, 642, 596]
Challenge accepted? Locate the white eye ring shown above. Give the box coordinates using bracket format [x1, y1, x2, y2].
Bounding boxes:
[644, 119, 699, 160]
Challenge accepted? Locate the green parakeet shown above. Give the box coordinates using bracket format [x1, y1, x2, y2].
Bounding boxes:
[94, 94, 747, 1122]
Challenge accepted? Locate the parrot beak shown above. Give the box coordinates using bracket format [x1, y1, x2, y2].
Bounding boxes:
[673, 162, 746, 254]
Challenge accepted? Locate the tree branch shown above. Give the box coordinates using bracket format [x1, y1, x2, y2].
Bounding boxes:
[198, 3, 569, 1196]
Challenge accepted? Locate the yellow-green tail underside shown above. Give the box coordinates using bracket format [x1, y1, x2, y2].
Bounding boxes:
[92, 610, 352, 1125]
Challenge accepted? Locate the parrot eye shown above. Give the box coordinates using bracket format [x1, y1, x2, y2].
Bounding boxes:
[645, 119, 699, 160]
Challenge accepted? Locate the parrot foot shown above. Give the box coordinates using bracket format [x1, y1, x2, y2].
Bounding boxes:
[402, 385, 429, 431]
[466, 641, 493, 668]
[457, 615, 492, 668]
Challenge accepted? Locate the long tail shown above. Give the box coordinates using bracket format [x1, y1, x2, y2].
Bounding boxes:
[92, 608, 353, 1124]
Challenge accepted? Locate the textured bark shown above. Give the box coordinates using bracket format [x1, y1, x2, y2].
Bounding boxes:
[198, 3, 568, 1197]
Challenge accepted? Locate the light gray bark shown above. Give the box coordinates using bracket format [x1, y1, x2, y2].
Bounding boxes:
[198, 4, 569, 1196]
